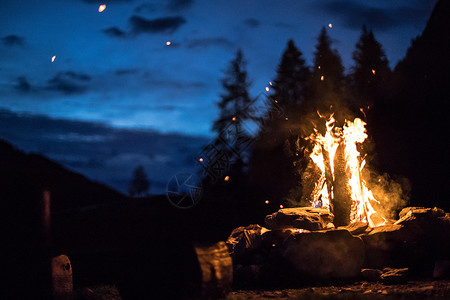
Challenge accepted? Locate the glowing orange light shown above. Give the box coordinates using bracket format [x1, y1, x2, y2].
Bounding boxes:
[199, 158, 204, 162]
[328, 23, 333, 28]
[232, 117, 236, 121]
[318, 66, 321, 69]
[372, 69, 376, 75]
[98, 4, 106, 12]
[320, 75, 324, 81]
[269, 81, 273, 86]
[265, 87, 270, 92]
[285, 117, 289, 121]
[272, 244, 276, 247]
[51, 56, 56, 62]
[166, 41, 171, 46]
[265, 200, 269, 204]
[274, 100, 278, 103]
[224, 176, 230, 181]
[280, 205, 284, 209]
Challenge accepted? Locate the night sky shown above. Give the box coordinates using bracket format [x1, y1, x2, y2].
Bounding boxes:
[0, 0, 438, 194]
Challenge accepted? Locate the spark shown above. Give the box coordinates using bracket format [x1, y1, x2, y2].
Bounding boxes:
[269, 81, 273, 86]
[280, 205, 284, 208]
[98, 4, 106, 12]
[328, 23, 333, 28]
[285, 117, 289, 121]
[166, 41, 171, 46]
[224, 176, 230, 181]
[265, 87, 270, 92]
[51, 56, 56, 62]
[318, 66, 321, 69]
[199, 158, 204, 162]
[321, 75, 324, 81]
[265, 200, 269, 204]
[232, 117, 236, 121]
[372, 69, 376, 75]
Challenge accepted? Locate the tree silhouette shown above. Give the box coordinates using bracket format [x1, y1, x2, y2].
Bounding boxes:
[351, 26, 391, 110]
[201, 49, 257, 226]
[128, 165, 150, 197]
[247, 39, 310, 216]
[306, 27, 349, 126]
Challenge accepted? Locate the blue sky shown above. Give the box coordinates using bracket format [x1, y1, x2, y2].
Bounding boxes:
[0, 0, 437, 136]
[0, 0, 438, 194]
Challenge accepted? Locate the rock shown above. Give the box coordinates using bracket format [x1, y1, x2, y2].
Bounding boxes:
[265, 207, 334, 231]
[338, 221, 369, 235]
[194, 241, 233, 299]
[380, 267, 409, 284]
[226, 224, 269, 263]
[51, 254, 73, 300]
[360, 268, 382, 281]
[397, 207, 445, 220]
[283, 229, 365, 281]
[233, 265, 262, 287]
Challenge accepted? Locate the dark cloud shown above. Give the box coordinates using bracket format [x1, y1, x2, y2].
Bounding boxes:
[2, 35, 25, 46]
[186, 37, 233, 49]
[102, 27, 127, 38]
[46, 71, 91, 94]
[115, 68, 140, 76]
[244, 18, 260, 28]
[313, 1, 429, 31]
[129, 15, 186, 34]
[13, 76, 32, 92]
[0, 108, 208, 194]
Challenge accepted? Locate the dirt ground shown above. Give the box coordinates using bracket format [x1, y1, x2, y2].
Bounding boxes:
[226, 280, 450, 300]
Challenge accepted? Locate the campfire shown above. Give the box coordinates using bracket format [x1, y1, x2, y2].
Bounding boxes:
[306, 112, 385, 227]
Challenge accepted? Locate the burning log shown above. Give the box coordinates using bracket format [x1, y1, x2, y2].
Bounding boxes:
[332, 142, 352, 226]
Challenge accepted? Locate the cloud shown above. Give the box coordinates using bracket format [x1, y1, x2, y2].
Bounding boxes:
[13, 76, 32, 93]
[0, 108, 209, 194]
[186, 37, 233, 49]
[129, 15, 187, 34]
[2, 35, 25, 46]
[102, 27, 127, 38]
[46, 71, 92, 94]
[312, 1, 429, 31]
[244, 18, 260, 28]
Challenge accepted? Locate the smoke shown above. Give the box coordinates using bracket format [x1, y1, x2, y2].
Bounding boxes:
[364, 170, 410, 220]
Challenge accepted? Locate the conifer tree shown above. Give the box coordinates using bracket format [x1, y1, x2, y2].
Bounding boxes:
[247, 40, 310, 216]
[351, 26, 391, 110]
[128, 165, 150, 197]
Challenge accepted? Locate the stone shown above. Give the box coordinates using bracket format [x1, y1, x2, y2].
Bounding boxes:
[226, 224, 268, 263]
[380, 267, 409, 284]
[194, 241, 233, 299]
[51, 254, 73, 300]
[283, 229, 365, 281]
[265, 207, 334, 231]
[338, 221, 369, 235]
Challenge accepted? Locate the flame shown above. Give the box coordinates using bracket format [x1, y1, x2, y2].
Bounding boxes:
[372, 69, 376, 75]
[224, 176, 230, 181]
[320, 75, 324, 81]
[98, 4, 106, 12]
[307, 113, 386, 227]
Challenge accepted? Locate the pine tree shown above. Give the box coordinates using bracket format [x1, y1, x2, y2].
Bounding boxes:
[351, 26, 391, 110]
[128, 165, 150, 197]
[200, 50, 257, 226]
[247, 40, 310, 216]
[306, 27, 349, 126]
